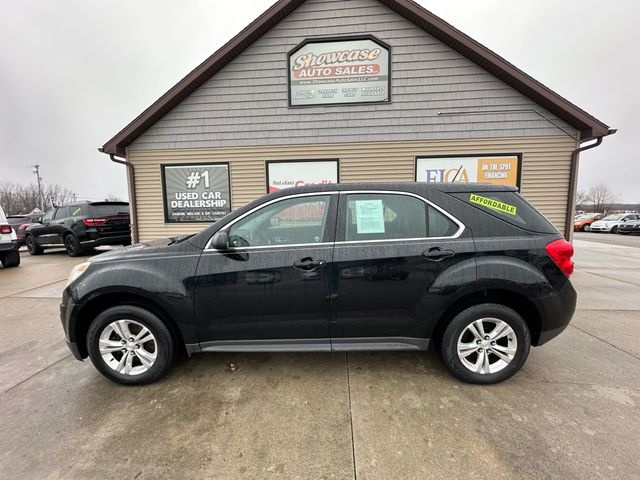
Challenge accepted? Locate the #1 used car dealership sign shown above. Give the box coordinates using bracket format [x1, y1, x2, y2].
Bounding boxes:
[289, 37, 390, 106]
[161, 163, 231, 223]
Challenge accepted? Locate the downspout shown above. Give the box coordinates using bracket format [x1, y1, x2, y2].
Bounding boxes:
[564, 129, 616, 240]
[100, 149, 139, 244]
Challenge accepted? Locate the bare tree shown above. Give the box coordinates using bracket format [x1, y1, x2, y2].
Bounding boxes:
[0, 182, 77, 215]
[587, 183, 616, 213]
[575, 189, 588, 209]
[105, 194, 123, 202]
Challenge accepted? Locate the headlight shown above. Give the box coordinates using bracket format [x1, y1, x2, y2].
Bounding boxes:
[67, 262, 91, 286]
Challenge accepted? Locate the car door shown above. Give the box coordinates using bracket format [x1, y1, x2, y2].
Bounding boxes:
[193, 193, 338, 350]
[330, 191, 475, 350]
[33, 208, 57, 245]
[49, 206, 70, 244]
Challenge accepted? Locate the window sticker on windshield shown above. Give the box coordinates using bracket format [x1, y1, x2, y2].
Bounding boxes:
[72, 207, 82, 216]
[470, 194, 517, 216]
[355, 200, 385, 234]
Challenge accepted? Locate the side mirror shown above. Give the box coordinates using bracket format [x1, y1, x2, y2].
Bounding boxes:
[36, 216, 43, 223]
[213, 230, 229, 250]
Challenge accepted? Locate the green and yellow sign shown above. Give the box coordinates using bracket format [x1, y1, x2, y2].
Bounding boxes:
[469, 194, 517, 216]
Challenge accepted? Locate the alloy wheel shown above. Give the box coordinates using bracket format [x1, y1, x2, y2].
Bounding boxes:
[456, 318, 518, 375]
[99, 319, 157, 376]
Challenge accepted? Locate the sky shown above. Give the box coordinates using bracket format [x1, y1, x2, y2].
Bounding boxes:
[1, 0, 638, 202]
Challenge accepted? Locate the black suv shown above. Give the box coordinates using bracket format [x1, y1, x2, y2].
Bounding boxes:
[60, 183, 576, 385]
[27, 202, 130, 257]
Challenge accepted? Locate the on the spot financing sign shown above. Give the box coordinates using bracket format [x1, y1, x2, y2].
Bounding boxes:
[162, 164, 231, 223]
[267, 160, 338, 193]
[416, 155, 520, 187]
[289, 37, 390, 106]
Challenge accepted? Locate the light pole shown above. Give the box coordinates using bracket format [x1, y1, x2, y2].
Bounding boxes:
[32, 164, 44, 211]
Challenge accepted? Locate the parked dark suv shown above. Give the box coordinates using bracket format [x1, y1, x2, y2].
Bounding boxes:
[61, 183, 576, 385]
[27, 202, 130, 257]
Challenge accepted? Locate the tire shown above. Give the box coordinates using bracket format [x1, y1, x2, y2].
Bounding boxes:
[64, 233, 84, 257]
[87, 305, 175, 385]
[0, 251, 20, 268]
[26, 235, 44, 255]
[439, 303, 531, 384]
[611, 226, 618, 234]
[582, 224, 590, 232]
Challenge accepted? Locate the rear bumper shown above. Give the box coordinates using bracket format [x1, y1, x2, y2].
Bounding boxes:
[0, 241, 19, 253]
[533, 280, 577, 346]
[81, 234, 131, 247]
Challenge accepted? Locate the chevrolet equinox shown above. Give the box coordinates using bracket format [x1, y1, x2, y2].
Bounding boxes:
[61, 183, 576, 385]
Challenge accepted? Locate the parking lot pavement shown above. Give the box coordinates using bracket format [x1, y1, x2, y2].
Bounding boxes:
[1, 242, 639, 479]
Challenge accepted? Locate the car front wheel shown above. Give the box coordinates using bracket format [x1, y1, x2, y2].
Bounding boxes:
[439, 303, 531, 384]
[87, 306, 175, 385]
[26, 235, 44, 255]
[583, 224, 590, 232]
[611, 226, 618, 234]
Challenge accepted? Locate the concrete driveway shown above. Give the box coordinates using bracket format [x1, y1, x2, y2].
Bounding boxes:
[1, 239, 639, 480]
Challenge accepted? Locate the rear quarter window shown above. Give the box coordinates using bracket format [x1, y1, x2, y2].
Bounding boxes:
[451, 191, 558, 234]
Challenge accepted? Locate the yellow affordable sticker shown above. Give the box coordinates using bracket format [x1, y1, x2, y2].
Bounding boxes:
[470, 194, 517, 216]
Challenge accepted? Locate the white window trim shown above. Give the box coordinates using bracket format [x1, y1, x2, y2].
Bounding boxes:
[204, 190, 465, 252]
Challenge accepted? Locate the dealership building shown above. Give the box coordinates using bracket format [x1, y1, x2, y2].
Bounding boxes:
[101, 0, 613, 243]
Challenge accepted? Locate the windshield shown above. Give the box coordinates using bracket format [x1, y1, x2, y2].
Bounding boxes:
[601, 214, 623, 221]
[576, 214, 592, 220]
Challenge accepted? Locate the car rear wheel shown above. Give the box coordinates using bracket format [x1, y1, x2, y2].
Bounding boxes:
[26, 235, 43, 255]
[611, 226, 618, 234]
[87, 306, 175, 385]
[1, 251, 20, 268]
[439, 303, 530, 384]
[64, 233, 84, 257]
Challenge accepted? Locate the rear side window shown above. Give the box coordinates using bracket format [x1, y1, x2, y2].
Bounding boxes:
[69, 206, 85, 217]
[344, 193, 459, 241]
[452, 191, 558, 233]
[89, 204, 130, 217]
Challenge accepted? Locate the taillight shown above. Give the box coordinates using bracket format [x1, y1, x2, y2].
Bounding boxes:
[18, 223, 29, 231]
[0, 225, 12, 234]
[82, 218, 107, 226]
[546, 239, 574, 277]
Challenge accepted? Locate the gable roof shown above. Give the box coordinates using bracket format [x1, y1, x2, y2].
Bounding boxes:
[101, 0, 611, 156]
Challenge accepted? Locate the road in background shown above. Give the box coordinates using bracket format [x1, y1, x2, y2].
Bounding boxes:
[1, 241, 639, 479]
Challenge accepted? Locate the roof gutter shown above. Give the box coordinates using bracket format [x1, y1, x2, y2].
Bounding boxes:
[100, 149, 139, 244]
[564, 128, 617, 240]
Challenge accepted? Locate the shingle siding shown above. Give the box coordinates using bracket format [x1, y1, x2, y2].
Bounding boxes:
[129, 0, 577, 151]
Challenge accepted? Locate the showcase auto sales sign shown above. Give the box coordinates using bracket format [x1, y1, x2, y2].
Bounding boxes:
[289, 38, 390, 106]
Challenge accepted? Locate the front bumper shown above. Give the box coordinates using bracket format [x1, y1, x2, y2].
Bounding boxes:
[533, 279, 577, 346]
[60, 289, 85, 360]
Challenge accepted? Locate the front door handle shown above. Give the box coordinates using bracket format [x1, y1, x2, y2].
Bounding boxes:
[422, 247, 455, 262]
[293, 257, 327, 271]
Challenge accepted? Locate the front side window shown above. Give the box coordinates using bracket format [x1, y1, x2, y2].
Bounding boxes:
[344, 193, 458, 241]
[54, 207, 70, 220]
[42, 209, 55, 222]
[228, 195, 331, 248]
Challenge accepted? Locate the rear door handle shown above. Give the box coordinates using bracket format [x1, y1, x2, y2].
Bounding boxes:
[422, 247, 455, 262]
[293, 257, 327, 271]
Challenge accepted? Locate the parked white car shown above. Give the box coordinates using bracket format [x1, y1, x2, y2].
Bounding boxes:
[0, 205, 21, 268]
[590, 213, 640, 233]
